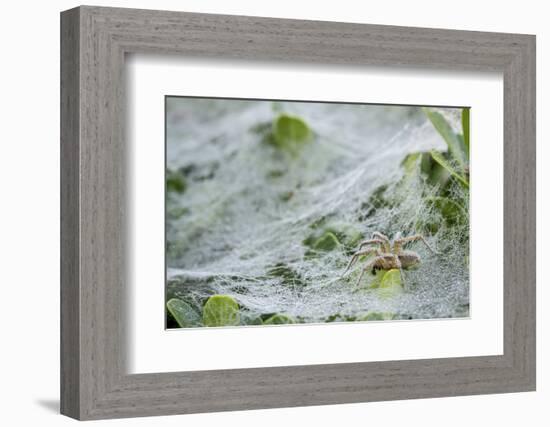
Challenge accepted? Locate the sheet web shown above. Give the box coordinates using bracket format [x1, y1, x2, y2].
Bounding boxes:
[166, 98, 469, 323]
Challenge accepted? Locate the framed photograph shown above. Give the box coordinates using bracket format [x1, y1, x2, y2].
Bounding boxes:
[61, 6, 536, 420]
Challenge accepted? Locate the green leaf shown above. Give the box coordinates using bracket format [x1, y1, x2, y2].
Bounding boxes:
[424, 109, 466, 168]
[418, 151, 450, 188]
[430, 150, 469, 188]
[427, 196, 468, 226]
[202, 295, 240, 327]
[400, 152, 421, 175]
[240, 312, 263, 325]
[166, 298, 202, 328]
[266, 263, 304, 288]
[325, 313, 345, 323]
[272, 113, 311, 154]
[263, 314, 296, 325]
[279, 190, 294, 202]
[166, 169, 186, 194]
[376, 269, 404, 299]
[304, 221, 362, 251]
[312, 231, 340, 252]
[366, 268, 386, 289]
[358, 312, 395, 321]
[462, 108, 470, 160]
[323, 221, 363, 248]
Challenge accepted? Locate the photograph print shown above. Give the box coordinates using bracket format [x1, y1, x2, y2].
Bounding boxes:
[165, 97, 470, 329]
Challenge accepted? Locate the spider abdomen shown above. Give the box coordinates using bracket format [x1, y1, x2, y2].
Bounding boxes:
[398, 250, 421, 269]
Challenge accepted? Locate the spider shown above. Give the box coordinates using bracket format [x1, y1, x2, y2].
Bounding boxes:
[342, 231, 437, 289]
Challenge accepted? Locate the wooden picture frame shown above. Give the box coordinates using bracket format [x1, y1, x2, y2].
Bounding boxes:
[60, 5, 536, 420]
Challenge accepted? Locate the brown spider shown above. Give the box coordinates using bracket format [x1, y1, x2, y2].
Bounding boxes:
[342, 231, 437, 289]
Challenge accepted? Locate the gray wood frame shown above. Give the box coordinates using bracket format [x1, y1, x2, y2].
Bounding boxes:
[60, 5, 536, 420]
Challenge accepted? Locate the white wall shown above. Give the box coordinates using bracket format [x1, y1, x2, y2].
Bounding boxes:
[0, 0, 546, 425]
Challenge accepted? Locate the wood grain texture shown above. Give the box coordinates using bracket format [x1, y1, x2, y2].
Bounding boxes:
[60, 5, 536, 420]
[60, 7, 80, 419]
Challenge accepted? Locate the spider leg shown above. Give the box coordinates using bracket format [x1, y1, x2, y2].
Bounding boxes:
[372, 231, 389, 241]
[372, 232, 391, 252]
[394, 234, 439, 254]
[355, 268, 368, 288]
[355, 258, 378, 288]
[357, 238, 384, 251]
[399, 268, 406, 290]
[342, 247, 379, 277]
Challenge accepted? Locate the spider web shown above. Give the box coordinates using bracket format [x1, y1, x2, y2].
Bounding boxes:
[166, 99, 470, 323]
